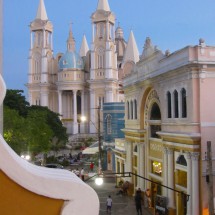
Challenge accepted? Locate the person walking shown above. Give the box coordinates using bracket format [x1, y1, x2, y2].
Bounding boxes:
[106, 195, 112, 213]
[80, 168, 85, 181]
[135, 188, 143, 215]
[90, 162, 94, 172]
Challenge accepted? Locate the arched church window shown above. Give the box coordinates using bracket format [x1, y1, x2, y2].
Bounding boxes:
[134, 99, 137, 119]
[134, 145, 138, 152]
[97, 47, 104, 69]
[167, 91, 172, 118]
[34, 60, 39, 74]
[181, 88, 187, 118]
[150, 103, 161, 138]
[98, 23, 104, 39]
[150, 103, 161, 120]
[131, 100, 133, 119]
[37, 32, 41, 46]
[174, 90, 179, 118]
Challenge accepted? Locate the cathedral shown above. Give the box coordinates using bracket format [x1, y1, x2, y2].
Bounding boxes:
[26, 0, 139, 135]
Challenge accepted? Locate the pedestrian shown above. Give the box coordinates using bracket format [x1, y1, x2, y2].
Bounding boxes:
[75, 168, 80, 177]
[106, 195, 112, 213]
[90, 162, 94, 172]
[80, 168, 85, 181]
[135, 188, 143, 215]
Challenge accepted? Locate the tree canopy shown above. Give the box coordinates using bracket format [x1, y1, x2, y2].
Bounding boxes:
[3, 89, 68, 157]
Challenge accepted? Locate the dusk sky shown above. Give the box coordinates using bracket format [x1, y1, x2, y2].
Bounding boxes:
[3, 0, 215, 97]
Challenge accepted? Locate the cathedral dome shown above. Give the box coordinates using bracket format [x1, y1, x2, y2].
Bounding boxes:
[58, 51, 84, 70]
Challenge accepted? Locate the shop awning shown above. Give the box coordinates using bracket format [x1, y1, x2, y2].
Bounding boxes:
[82, 141, 103, 155]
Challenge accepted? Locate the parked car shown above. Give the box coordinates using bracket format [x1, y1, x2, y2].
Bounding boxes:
[45, 164, 64, 169]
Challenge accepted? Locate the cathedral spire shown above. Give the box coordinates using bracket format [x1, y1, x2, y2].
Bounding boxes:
[97, 0, 110, 11]
[79, 35, 89, 57]
[67, 24, 76, 52]
[36, 0, 48, 20]
[123, 31, 140, 64]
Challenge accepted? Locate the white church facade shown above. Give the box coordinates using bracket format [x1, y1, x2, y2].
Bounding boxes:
[26, 0, 136, 136]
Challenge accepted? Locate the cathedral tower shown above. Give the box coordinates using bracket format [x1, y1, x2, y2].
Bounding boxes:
[89, 0, 119, 133]
[27, 0, 55, 108]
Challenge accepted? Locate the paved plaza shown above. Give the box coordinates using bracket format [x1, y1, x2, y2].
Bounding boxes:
[87, 175, 153, 215]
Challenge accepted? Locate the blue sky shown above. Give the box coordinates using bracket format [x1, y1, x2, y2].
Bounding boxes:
[3, 0, 215, 96]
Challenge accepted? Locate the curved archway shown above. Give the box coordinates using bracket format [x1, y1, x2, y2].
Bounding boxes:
[139, 87, 152, 129]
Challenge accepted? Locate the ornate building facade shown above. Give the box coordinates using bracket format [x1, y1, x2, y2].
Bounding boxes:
[115, 37, 215, 215]
[26, 0, 135, 135]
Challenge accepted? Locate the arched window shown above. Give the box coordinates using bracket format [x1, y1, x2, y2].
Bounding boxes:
[181, 88, 187, 118]
[167, 91, 172, 118]
[131, 100, 133, 119]
[176, 155, 187, 166]
[150, 103, 161, 120]
[127, 101, 130, 119]
[97, 47, 104, 69]
[134, 99, 137, 119]
[150, 103, 161, 138]
[106, 114, 112, 135]
[98, 55, 104, 69]
[34, 60, 39, 74]
[174, 90, 179, 118]
[98, 23, 104, 39]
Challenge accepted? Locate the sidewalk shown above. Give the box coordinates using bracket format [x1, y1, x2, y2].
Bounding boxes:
[86, 175, 153, 215]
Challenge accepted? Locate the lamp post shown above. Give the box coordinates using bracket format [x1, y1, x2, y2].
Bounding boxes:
[81, 106, 103, 185]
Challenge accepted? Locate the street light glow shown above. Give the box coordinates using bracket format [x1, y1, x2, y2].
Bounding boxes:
[95, 177, 103, 186]
[25, 155, 31, 160]
[80, 116, 86, 122]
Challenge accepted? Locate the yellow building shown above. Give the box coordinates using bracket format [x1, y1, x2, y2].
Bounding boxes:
[116, 37, 215, 215]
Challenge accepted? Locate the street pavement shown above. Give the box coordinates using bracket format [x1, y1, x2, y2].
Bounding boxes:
[86, 174, 153, 215]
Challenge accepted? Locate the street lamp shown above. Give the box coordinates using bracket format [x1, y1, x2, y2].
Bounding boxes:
[81, 106, 103, 185]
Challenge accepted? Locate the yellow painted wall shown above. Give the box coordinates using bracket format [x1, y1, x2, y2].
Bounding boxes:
[0, 171, 64, 215]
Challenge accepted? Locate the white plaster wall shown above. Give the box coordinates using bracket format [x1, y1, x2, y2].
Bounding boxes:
[0, 53, 99, 215]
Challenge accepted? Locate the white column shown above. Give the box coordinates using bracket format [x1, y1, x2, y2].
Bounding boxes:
[163, 147, 168, 197]
[105, 89, 113, 102]
[185, 152, 192, 215]
[167, 148, 175, 209]
[80, 90, 85, 133]
[81, 90, 85, 117]
[125, 141, 132, 183]
[73, 91, 77, 119]
[89, 89, 96, 133]
[73, 90, 78, 134]
[40, 91, 49, 107]
[90, 51, 95, 79]
[191, 152, 200, 215]
[106, 21, 109, 40]
[41, 54, 48, 83]
[178, 90, 182, 118]
[138, 143, 144, 189]
[58, 91, 62, 118]
[137, 143, 141, 188]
